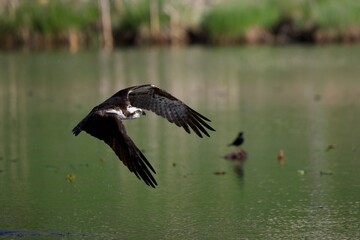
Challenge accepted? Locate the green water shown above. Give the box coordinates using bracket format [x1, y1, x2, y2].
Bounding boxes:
[0, 46, 359, 239]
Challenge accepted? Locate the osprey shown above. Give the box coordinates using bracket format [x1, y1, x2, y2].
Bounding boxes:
[72, 84, 215, 188]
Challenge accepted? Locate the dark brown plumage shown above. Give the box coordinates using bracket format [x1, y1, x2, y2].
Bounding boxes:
[72, 84, 215, 188]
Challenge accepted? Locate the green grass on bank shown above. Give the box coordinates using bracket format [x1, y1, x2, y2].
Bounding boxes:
[0, 0, 98, 35]
[0, 0, 360, 47]
[311, 0, 360, 30]
[112, 0, 169, 43]
[202, 0, 281, 41]
[202, 0, 360, 42]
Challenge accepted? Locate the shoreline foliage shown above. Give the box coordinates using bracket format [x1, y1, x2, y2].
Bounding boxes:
[0, 0, 359, 50]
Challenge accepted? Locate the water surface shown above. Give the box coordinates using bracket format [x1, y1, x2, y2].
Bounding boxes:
[1, 46, 360, 239]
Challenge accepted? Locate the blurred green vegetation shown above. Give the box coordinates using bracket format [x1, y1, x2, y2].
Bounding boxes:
[0, 0, 98, 35]
[116, 0, 151, 33]
[202, 0, 360, 42]
[112, 0, 169, 44]
[273, 0, 360, 29]
[0, 0, 359, 49]
[202, 0, 281, 41]
[311, 0, 360, 29]
[0, 0, 99, 49]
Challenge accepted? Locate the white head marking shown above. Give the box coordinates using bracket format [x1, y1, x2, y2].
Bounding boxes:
[127, 106, 144, 119]
[105, 106, 144, 120]
[105, 109, 127, 119]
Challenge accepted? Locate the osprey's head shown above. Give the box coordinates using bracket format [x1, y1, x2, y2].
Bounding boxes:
[105, 106, 145, 120]
[127, 106, 146, 119]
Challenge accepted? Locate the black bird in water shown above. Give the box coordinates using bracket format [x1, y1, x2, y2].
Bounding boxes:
[72, 84, 215, 188]
[228, 132, 244, 147]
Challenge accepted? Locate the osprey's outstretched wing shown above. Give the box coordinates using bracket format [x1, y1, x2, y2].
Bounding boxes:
[72, 111, 157, 188]
[128, 84, 215, 138]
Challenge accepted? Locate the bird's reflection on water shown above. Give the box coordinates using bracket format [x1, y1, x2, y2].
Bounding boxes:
[224, 149, 248, 177]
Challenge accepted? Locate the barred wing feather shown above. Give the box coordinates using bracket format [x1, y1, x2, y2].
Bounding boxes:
[128, 84, 215, 138]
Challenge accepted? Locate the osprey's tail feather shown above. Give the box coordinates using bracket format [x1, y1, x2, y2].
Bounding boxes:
[72, 124, 82, 136]
[72, 116, 88, 136]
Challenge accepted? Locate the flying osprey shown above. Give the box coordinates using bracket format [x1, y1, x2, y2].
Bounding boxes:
[72, 84, 215, 188]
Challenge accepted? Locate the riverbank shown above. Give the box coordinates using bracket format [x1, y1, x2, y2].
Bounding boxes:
[0, 0, 359, 51]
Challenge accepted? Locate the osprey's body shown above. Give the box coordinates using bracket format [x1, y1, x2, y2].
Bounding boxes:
[72, 84, 215, 188]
